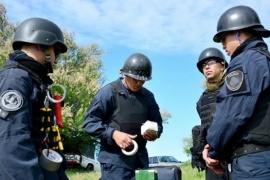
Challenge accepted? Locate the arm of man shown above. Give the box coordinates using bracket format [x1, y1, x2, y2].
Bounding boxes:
[82, 83, 139, 149]
[82, 84, 116, 145]
[142, 91, 163, 141]
[202, 144, 224, 174]
[0, 68, 43, 179]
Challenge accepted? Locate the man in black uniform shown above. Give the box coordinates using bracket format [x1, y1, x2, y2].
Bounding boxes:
[203, 5, 270, 180]
[0, 17, 68, 179]
[83, 53, 163, 180]
[191, 47, 231, 180]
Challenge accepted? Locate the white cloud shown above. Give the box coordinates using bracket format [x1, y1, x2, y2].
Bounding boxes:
[2, 0, 270, 54]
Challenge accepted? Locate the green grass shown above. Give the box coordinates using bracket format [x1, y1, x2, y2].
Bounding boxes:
[66, 161, 205, 180]
[66, 166, 101, 180]
[181, 161, 205, 180]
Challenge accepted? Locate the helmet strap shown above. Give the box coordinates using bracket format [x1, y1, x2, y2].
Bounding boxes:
[123, 76, 130, 89]
[44, 48, 53, 73]
[235, 32, 242, 43]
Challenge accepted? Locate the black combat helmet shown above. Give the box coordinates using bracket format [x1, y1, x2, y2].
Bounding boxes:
[197, 47, 228, 73]
[213, 5, 270, 42]
[121, 53, 152, 81]
[13, 17, 67, 53]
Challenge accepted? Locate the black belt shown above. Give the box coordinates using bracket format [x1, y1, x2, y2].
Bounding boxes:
[231, 144, 270, 159]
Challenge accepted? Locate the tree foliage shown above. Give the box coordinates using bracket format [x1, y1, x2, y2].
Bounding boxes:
[183, 136, 192, 157]
[50, 31, 106, 153]
[0, 3, 15, 66]
[161, 108, 172, 124]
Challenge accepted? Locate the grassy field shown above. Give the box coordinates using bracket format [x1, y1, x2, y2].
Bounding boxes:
[180, 161, 204, 180]
[66, 161, 205, 180]
[66, 166, 101, 180]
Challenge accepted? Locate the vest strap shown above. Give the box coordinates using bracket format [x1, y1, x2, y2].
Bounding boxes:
[252, 47, 270, 59]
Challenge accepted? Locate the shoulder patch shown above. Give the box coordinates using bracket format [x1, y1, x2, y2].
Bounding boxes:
[225, 70, 244, 91]
[0, 90, 23, 111]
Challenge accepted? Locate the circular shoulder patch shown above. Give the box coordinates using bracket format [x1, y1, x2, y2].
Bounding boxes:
[0, 90, 23, 111]
[225, 70, 244, 91]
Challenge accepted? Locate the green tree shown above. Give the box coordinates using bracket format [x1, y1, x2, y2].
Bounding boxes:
[161, 108, 172, 124]
[50, 31, 106, 153]
[0, 3, 15, 66]
[183, 136, 192, 157]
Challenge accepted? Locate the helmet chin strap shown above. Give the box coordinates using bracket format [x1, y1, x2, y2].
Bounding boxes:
[235, 32, 242, 43]
[44, 48, 53, 73]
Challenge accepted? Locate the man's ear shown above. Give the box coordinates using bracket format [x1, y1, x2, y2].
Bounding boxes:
[221, 67, 225, 72]
[220, 62, 225, 72]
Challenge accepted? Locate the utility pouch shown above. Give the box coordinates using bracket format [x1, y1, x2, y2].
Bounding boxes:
[190, 124, 209, 172]
[192, 125, 208, 153]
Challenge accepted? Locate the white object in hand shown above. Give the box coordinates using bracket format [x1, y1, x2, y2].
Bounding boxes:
[122, 121, 157, 156]
[121, 140, 138, 156]
[141, 120, 158, 136]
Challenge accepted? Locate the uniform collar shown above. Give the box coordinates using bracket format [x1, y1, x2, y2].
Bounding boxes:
[231, 36, 268, 59]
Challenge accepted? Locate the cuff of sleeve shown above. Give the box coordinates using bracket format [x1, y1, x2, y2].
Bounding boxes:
[106, 127, 115, 145]
[157, 132, 161, 138]
[157, 127, 162, 138]
[209, 149, 219, 159]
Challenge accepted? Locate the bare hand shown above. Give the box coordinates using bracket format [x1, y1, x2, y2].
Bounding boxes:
[112, 130, 137, 149]
[202, 144, 224, 174]
[142, 130, 158, 141]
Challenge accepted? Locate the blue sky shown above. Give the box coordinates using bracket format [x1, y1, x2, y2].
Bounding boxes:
[2, 0, 270, 162]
